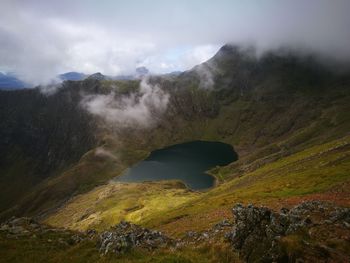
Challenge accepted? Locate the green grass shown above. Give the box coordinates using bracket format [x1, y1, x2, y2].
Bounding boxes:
[45, 135, 350, 238]
[4, 86, 350, 221]
[0, 231, 240, 263]
[45, 181, 198, 231]
[140, 135, 350, 235]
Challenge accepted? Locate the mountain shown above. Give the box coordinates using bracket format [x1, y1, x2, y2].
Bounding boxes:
[0, 72, 28, 90]
[0, 45, 350, 262]
[135, 66, 149, 77]
[59, 71, 86, 81]
[58, 67, 152, 82]
[86, 72, 108, 80]
[114, 67, 151, 80]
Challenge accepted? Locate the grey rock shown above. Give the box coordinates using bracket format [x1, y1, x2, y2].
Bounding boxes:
[226, 203, 305, 262]
[9, 226, 25, 234]
[225, 201, 350, 262]
[213, 219, 232, 230]
[98, 221, 173, 255]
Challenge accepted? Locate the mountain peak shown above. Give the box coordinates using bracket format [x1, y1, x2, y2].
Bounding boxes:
[87, 72, 106, 80]
[59, 72, 86, 81]
[135, 67, 149, 77]
[0, 72, 28, 90]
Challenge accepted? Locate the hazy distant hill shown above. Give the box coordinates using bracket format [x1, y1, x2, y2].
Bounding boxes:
[0, 72, 28, 90]
[59, 72, 86, 81]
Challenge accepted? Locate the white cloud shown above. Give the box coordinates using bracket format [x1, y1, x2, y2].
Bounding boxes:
[195, 64, 216, 90]
[0, 10, 157, 85]
[81, 78, 169, 128]
[95, 147, 119, 161]
[140, 44, 220, 73]
[1, 0, 350, 85]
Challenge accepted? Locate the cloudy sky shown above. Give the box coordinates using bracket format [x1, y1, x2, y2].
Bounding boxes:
[1, 0, 350, 85]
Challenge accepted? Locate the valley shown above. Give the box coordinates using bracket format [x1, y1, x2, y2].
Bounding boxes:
[1, 45, 350, 262]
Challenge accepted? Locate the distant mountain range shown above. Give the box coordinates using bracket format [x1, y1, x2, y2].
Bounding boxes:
[59, 67, 152, 82]
[0, 67, 183, 90]
[0, 72, 28, 90]
[58, 72, 86, 81]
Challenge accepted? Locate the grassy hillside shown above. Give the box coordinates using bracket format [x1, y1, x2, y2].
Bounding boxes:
[1, 45, 350, 223]
[46, 135, 350, 237]
[45, 181, 198, 231]
[1, 45, 350, 262]
[0, 230, 240, 263]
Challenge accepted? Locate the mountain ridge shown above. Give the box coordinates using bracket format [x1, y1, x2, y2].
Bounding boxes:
[1, 44, 350, 262]
[1, 44, 350, 217]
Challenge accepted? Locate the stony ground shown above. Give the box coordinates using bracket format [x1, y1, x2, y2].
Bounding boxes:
[1, 200, 349, 262]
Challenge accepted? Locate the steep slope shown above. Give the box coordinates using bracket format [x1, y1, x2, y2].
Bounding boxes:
[1, 44, 350, 262]
[0, 81, 99, 211]
[45, 135, 350, 234]
[1, 44, 350, 222]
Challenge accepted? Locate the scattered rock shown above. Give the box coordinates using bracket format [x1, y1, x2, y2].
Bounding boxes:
[86, 229, 97, 239]
[0, 216, 89, 245]
[1, 201, 349, 262]
[329, 207, 350, 223]
[71, 234, 85, 243]
[98, 221, 173, 255]
[185, 231, 198, 238]
[0, 217, 43, 236]
[213, 219, 232, 230]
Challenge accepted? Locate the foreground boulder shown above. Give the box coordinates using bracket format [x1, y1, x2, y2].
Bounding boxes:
[226, 204, 293, 262]
[99, 221, 173, 254]
[225, 201, 350, 262]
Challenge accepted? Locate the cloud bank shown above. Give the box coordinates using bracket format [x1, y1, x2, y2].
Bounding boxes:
[82, 78, 169, 128]
[1, 0, 350, 85]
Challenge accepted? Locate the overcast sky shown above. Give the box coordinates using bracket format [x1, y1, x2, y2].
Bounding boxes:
[1, 0, 350, 85]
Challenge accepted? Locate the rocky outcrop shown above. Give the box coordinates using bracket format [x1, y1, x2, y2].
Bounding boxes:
[1, 201, 349, 261]
[226, 204, 300, 262]
[98, 221, 173, 255]
[0, 217, 42, 236]
[0, 216, 90, 245]
[225, 201, 350, 262]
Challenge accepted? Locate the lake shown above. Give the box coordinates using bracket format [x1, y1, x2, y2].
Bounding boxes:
[114, 141, 238, 190]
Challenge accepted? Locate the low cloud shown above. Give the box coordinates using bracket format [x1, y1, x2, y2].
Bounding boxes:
[194, 64, 216, 90]
[1, 1, 350, 85]
[95, 147, 119, 161]
[0, 0, 350, 85]
[81, 78, 169, 128]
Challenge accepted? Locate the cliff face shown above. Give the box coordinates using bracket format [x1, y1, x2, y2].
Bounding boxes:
[0, 81, 100, 211]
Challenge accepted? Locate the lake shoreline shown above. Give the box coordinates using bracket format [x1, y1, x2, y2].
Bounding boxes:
[114, 140, 237, 190]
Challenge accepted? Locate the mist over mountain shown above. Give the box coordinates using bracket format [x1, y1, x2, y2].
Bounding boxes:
[1, 41, 350, 262]
[1, 0, 350, 85]
[1, 1, 350, 262]
[59, 72, 86, 81]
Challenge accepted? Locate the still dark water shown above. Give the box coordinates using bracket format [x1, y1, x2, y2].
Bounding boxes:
[115, 141, 238, 190]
